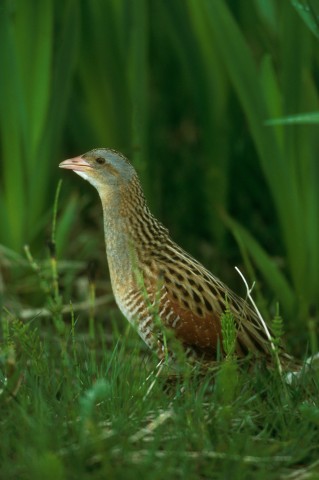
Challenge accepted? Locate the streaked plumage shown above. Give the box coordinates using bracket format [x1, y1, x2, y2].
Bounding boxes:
[59, 148, 291, 365]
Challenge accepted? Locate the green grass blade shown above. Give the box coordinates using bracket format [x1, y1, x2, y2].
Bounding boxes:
[223, 214, 295, 316]
[202, 0, 312, 311]
[292, 0, 319, 39]
[266, 111, 319, 125]
[76, 0, 130, 148]
[14, 0, 53, 159]
[0, 3, 26, 249]
[127, 0, 149, 191]
[28, 0, 80, 232]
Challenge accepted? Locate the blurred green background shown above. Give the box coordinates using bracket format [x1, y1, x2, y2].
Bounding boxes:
[1, 0, 319, 352]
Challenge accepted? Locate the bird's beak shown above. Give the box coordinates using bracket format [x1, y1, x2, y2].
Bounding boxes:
[59, 155, 92, 172]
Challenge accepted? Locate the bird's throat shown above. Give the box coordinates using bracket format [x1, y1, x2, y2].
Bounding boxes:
[101, 197, 136, 295]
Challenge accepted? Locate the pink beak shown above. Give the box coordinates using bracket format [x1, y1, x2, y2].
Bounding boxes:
[59, 155, 92, 172]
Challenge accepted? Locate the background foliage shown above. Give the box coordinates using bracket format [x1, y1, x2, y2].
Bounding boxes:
[0, 0, 319, 344]
[1, 0, 319, 342]
[1, 1, 319, 479]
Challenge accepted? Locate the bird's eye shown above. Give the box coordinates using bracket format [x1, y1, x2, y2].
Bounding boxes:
[95, 157, 105, 165]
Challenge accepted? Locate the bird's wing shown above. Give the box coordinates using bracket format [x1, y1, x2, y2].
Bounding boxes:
[152, 243, 273, 359]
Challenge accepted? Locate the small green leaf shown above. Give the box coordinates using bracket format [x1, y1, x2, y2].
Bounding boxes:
[292, 0, 319, 40]
[265, 111, 319, 125]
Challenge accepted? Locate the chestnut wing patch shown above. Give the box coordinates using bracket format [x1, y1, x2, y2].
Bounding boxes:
[153, 243, 273, 359]
[163, 282, 222, 356]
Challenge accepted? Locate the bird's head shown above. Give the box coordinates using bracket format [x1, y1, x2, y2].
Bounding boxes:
[59, 148, 136, 192]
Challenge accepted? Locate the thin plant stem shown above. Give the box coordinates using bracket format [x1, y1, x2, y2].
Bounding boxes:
[50, 180, 62, 302]
[235, 266, 283, 376]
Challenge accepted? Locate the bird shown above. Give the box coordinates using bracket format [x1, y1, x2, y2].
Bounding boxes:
[59, 148, 292, 367]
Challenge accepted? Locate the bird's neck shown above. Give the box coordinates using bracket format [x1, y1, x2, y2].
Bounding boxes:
[99, 193, 134, 293]
[99, 177, 165, 295]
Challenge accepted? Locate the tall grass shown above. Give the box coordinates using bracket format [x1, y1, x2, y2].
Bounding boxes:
[1, 0, 319, 333]
[0, 0, 80, 250]
[1, 279, 319, 479]
[195, 0, 319, 327]
[68, 0, 151, 194]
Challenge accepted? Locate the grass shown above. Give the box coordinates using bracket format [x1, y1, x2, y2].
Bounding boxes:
[200, 0, 319, 327]
[0, 0, 80, 251]
[0, 193, 319, 478]
[1, 279, 319, 479]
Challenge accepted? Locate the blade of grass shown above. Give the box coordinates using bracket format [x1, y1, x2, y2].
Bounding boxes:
[202, 0, 318, 317]
[127, 0, 150, 195]
[292, 0, 319, 39]
[266, 111, 319, 125]
[0, 0, 80, 251]
[75, 0, 130, 149]
[223, 213, 295, 316]
[0, 2, 26, 249]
